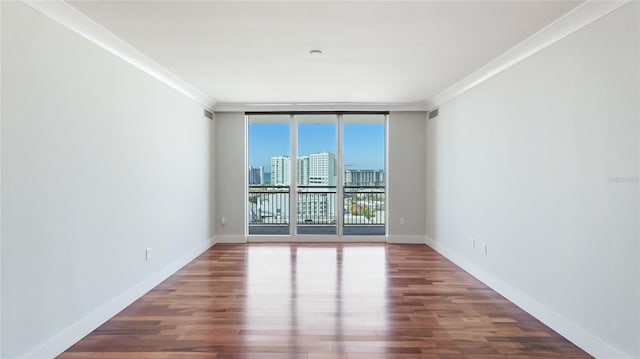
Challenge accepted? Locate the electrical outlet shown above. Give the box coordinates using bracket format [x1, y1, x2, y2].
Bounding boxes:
[145, 248, 151, 261]
[221, 216, 227, 225]
[482, 243, 487, 255]
[400, 217, 406, 225]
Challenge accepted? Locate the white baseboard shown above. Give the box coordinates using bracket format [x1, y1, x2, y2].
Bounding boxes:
[424, 236, 630, 359]
[214, 234, 247, 243]
[387, 235, 427, 244]
[22, 238, 216, 359]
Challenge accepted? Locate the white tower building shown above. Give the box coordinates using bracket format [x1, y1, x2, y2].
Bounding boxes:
[270, 156, 290, 185]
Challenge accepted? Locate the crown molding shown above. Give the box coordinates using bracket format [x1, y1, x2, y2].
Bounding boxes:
[425, 0, 631, 110]
[214, 102, 428, 113]
[22, 0, 216, 110]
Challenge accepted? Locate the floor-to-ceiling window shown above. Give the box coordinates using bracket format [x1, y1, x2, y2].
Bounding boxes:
[247, 112, 387, 239]
[296, 114, 338, 235]
[342, 114, 386, 236]
[247, 114, 290, 235]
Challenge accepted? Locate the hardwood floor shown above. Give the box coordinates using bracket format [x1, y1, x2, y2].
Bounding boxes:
[60, 244, 590, 358]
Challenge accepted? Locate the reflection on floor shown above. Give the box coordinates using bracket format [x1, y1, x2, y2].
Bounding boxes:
[60, 243, 590, 358]
[249, 225, 385, 236]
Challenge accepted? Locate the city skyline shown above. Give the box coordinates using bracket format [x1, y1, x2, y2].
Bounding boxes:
[250, 152, 384, 187]
[248, 123, 385, 170]
[270, 151, 337, 186]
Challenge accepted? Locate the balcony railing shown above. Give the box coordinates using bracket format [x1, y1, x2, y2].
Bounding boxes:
[343, 186, 385, 225]
[297, 186, 336, 225]
[248, 186, 290, 225]
[248, 185, 385, 235]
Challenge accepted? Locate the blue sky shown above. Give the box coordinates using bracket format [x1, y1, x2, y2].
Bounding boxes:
[249, 123, 385, 170]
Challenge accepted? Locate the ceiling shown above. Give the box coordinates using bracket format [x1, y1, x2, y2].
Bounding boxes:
[68, 1, 582, 105]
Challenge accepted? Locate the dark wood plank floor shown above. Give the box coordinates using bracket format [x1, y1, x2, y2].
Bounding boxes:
[60, 244, 590, 358]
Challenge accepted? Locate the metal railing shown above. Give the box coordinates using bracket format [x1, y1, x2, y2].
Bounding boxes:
[343, 186, 385, 225]
[248, 186, 290, 225]
[297, 186, 336, 225]
[248, 185, 385, 227]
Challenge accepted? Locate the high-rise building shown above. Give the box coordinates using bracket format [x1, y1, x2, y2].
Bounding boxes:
[308, 151, 336, 186]
[344, 169, 385, 186]
[269, 152, 337, 222]
[270, 152, 337, 186]
[297, 156, 309, 185]
[248, 166, 264, 185]
[270, 156, 290, 185]
[300, 151, 337, 221]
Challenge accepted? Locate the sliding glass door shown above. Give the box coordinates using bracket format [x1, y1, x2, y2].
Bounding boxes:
[342, 114, 386, 236]
[247, 115, 290, 235]
[296, 115, 338, 235]
[247, 113, 386, 239]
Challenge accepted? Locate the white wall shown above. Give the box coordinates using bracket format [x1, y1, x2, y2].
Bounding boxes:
[214, 112, 246, 239]
[426, 3, 639, 357]
[388, 112, 427, 240]
[0, 2, 4, 355]
[210, 116, 217, 238]
[1, 2, 214, 357]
